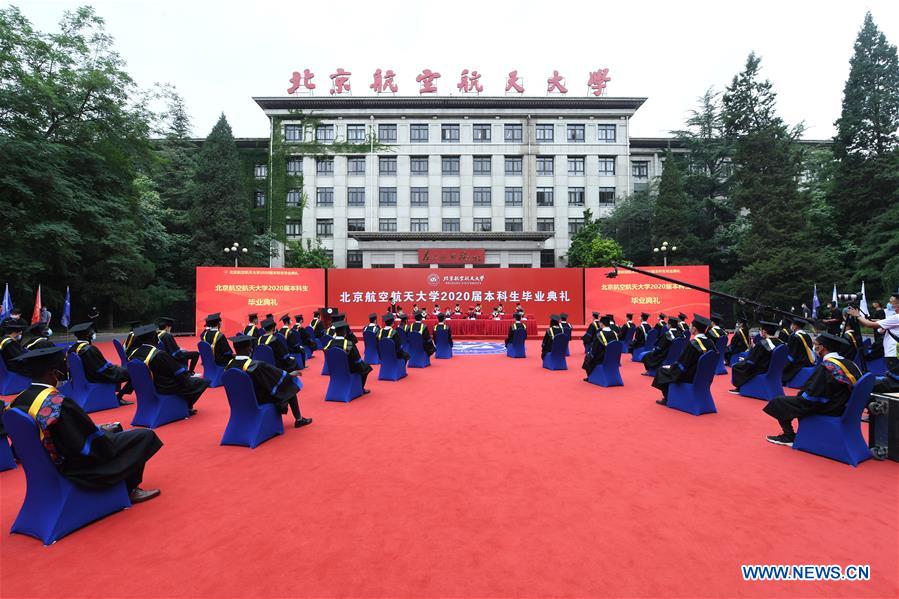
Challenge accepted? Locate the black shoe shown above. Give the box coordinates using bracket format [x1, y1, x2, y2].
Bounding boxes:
[641, 372, 653, 376]
[295, 417, 312, 428]
[766, 433, 796, 446]
[129, 487, 160, 503]
[362, 389, 371, 395]
[188, 408, 198, 416]
[656, 399, 667, 405]
[583, 377, 589, 382]
[118, 398, 134, 406]
[728, 388, 740, 395]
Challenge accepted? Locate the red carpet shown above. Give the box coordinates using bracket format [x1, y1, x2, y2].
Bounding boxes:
[1, 338, 896, 598]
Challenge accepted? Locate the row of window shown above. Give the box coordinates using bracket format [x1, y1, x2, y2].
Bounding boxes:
[304, 217, 586, 237]
[285, 123, 618, 145]
[306, 186, 615, 207]
[288, 249, 557, 268]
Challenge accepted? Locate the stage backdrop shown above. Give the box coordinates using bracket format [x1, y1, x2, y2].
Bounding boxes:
[328, 268, 585, 324]
[584, 266, 710, 324]
[195, 267, 326, 334]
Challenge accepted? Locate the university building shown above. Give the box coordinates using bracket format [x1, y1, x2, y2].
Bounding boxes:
[239, 95, 678, 268]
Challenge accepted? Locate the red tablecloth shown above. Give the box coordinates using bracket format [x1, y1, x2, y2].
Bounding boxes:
[421, 318, 536, 337]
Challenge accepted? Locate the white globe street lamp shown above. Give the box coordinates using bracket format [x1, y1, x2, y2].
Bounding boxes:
[652, 240, 677, 267]
[223, 242, 249, 267]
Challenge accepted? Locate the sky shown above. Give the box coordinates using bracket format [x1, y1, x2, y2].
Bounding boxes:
[14, 0, 899, 140]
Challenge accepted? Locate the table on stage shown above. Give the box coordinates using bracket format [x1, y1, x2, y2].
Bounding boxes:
[418, 316, 537, 337]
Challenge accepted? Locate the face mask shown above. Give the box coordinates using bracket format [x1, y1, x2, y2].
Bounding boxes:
[91, 332, 97, 341]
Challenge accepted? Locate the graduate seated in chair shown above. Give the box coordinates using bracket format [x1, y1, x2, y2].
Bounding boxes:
[781, 317, 815, 384]
[504, 312, 526, 346]
[653, 315, 718, 405]
[257, 318, 299, 372]
[157, 317, 199, 375]
[559, 313, 573, 339]
[707, 313, 726, 342]
[435, 313, 453, 345]
[378, 314, 409, 362]
[23, 322, 55, 351]
[725, 316, 751, 363]
[200, 313, 235, 366]
[641, 316, 683, 372]
[243, 313, 261, 338]
[629, 312, 652, 353]
[540, 315, 566, 359]
[129, 324, 210, 415]
[582, 315, 619, 381]
[362, 313, 380, 335]
[582, 311, 601, 351]
[409, 311, 436, 356]
[67, 322, 133, 406]
[621, 313, 636, 339]
[323, 319, 372, 394]
[309, 310, 325, 338]
[283, 314, 306, 355]
[122, 320, 142, 354]
[326, 312, 357, 344]
[227, 335, 312, 427]
[9, 346, 163, 503]
[0, 321, 28, 375]
[729, 321, 784, 394]
[763, 333, 863, 446]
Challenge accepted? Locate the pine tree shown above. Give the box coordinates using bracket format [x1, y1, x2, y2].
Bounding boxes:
[651, 151, 703, 264]
[601, 191, 655, 265]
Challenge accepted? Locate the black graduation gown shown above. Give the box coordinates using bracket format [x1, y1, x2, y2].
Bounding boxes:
[621, 322, 635, 341]
[434, 323, 453, 346]
[0, 337, 28, 375]
[284, 326, 304, 353]
[69, 341, 129, 384]
[582, 320, 601, 348]
[781, 330, 815, 384]
[409, 321, 435, 355]
[257, 333, 298, 372]
[731, 337, 783, 388]
[201, 329, 234, 366]
[630, 323, 651, 352]
[777, 328, 791, 344]
[377, 327, 408, 360]
[298, 326, 317, 350]
[123, 331, 136, 353]
[725, 328, 750, 361]
[707, 326, 726, 342]
[541, 325, 565, 358]
[128, 344, 210, 407]
[505, 322, 525, 346]
[225, 357, 300, 413]
[582, 329, 619, 374]
[24, 337, 56, 351]
[642, 330, 679, 370]
[243, 324, 261, 338]
[609, 323, 622, 337]
[310, 319, 325, 338]
[652, 335, 717, 396]
[157, 331, 198, 366]
[325, 337, 373, 381]
[10, 384, 162, 489]
[561, 322, 573, 339]
[764, 356, 862, 421]
[842, 330, 860, 360]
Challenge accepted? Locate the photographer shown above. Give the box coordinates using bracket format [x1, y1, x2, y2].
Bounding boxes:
[849, 294, 899, 393]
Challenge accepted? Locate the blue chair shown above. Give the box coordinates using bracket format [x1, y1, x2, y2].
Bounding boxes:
[645, 337, 687, 377]
[714, 335, 729, 375]
[542, 335, 568, 371]
[126, 360, 189, 429]
[786, 365, 817, 389]
[586, 340, 624, 387]
[1, 408, 130, 545]
[864, 357, 886, 376]
[113, 339, 128, 367]
[251, 344, 276, 366]
[0, 434, 16, 471]
[563, 332, 571, 357]
[319, 335, 334, 375]
[622, 326, 636, 349]
[506, 328, 527, 358]
[407, 332, 431, 368]
[377, 339, 407, 381]
[738, 344, 789, 401]
[362, 329, 381, 365]
[793, 373, 876, 467]
[303, 345, 314, 360]
[220, 369, 284, 448]
[197, 341, 224, 388]
[435, 328, 453, 359]
[0, 354, 30, 396]
[64, 353, 120, 413]
[396, 327, 409, 352]
[289, 350, 306, 371]
[324, 347, 365, 402]
[667, 351, 718, 416]
[631, 329, 659, 362]
[729, 351, 748, 367]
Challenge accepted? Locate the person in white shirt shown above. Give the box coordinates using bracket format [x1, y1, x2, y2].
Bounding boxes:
[850, 294, 899, 392]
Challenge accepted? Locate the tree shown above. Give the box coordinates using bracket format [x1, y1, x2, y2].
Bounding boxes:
[285, 240, 334, 268]
[601, 191, 655, 265]
[566, 209, 624, 267]
[651, 151, 703, 263]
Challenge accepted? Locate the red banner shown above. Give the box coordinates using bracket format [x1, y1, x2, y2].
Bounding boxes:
[328, 268, 585, 325]
[418, 248, 485, 265]
[195, 267, 326, 334]
[584, 266, 710, 324]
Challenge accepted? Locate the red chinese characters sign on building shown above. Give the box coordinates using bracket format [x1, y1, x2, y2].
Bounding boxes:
[418, 248, 485, 265]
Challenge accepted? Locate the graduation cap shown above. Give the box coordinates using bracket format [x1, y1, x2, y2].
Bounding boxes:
[550, 314, 560, 322]
[659, 313, 667, 319]
[678, 312, 688, 321]
[692, 314, 711, 332]
[668, 317, 680, 325]
[560, 313, 569, 321]
[157, 317, 175, 328]
[759, 321, 779, 334]
[12, 345, 66, 377]
[24, 322, 48, 337]
[591, 311, 600, 319]
[260, 318, 276, 330]
[248, 313, 258, 320]
[68, 322, 94, 336]
[280, 314, 291, 323]
[132, 323, 159, 342]
[626, 313, 634, 319]
[414, 311, 424, 321]
[817, 332, 849, 353]
[331, 318, 349, 332]
[294, 314, 304, 321]
[710, 313, 723, 323]
[640, 312, 650, 320]
[205, 313, 222, 325]
[600, 315, 612, 325]
[127, 320, 141, 328]
[1, 320, 25, 333]
[228, 334, 256, 348]
[368, 313, 378, 321]
[265, 313, 274, 319]
[313, 310, 321, 317]
[382, 313, 395, 324]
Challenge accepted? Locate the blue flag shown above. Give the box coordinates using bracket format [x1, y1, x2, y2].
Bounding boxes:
[0, 284, 11, 321]
[61, 286, 71, 328]
[811, 284, 820, 318]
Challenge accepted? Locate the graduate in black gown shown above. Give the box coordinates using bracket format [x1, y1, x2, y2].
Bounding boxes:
[504, 312, 526, 346]
[309, 310, 325, 339]
[0, 321, 28, 375]
[582, 315, 619, 380]
[781, 317, 815, 384]
[283, 315, 303, 354]
[707, 313, 726, 343]
[9, 346, 162, 502]
[582, 311, 601, 350]
[128, 324, 210, 413]
[541, 314, 566, 359]
[629, 312, 652, 354]
[67, 322, 133, 405]
[763, 333, 863, 446]
[409, 311, 435, 355]
[323, 319, 373, 392]
[256, 317, 299, 372]
[377, 313, 409, 361]
[23, 322, 55, 351]
[642, 316, 682, 372]
[725, 316, 751, 363]
[362, 313, 380, 336]
[200, 313, 235, 366]
[225, 334, 312, 427]
[122, 320, 141, 354]
[243, 313, 261, 338]
[653, 315, 718, 404]
[676, 313, 689, 336]
[652, 313, 668, 337]
[559, 313, 573, 340]
[326, 312, 357, 344]
[729, 321, 784, 392]
[620, 313, 636, 341]
[156, 317, 200, 374]
[776, 320, 792, 344]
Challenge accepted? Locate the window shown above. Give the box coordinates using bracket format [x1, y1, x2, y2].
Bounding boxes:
[567, 124, 585, 143]
[315, 124, 334, 143]
[347, 187, 366, 206]
[505, 187, 523, 206]
[347, 250, 363, 268]
[540, 249, 555, 267]
[535, 124, 554, 142]
[410, 124, 429, 143]
[537, 217, 555, 232]
[325, 250, 334, 264]
[254, 164, 267, 179]
[379, 218, 397, 232]
[442, 218, 461, 232]
[286, 156, 302, 175]
[568, 156, 585, 175]
[473, 187, 492, 206]
[632, 161, 649, 178]
[347, 218, 365, 232]
[537, 187, 554, 206]
[316, 157, 334, 175]
[598, 187, 616, 204]
[254, 191, 265, 207]
[537, 156, 554, 175]
[410, 187, 429, 206]
[378, 124, 397, 143]
[316, 187, 334, 206]
[410, 156, 429, 175]
[473, 156, 492, 175]
[346, 124, 366, 142]
[568, 187, 585, 206]
[379, 187, 397, 206]
[598, 157, 616, 175]
[473, 217, 492, 232]
[505, 218, 523, 232]
[347, 156, 365, 175]
[597, 124, 616, 142]
[316, 218, 333, 237]
[504, 123, 523, 143]
[286, 189, 302, 207]
[473, 124, 491, 142]
[441, 124, 460, 142]
[442, 156, 460, 174]
[284, 124, 302, 141]
[410, 218, 429, 232]
[442, 187, 460, 206]
[286, 222, 301, 238]
[379, 156, 397, 175]
[569, 218, 585, 234]
[504, 156, 523, 174]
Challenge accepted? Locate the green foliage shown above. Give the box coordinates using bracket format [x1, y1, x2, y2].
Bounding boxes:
[567, 209, 624, 267]
[285, 239, 334, 268]
[601, 191, 655, 265]
[651, 151, 704, 264]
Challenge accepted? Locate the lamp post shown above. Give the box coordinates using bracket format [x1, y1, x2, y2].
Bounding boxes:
[224, 242, 248, 267]
[652, 241, 677, 267]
